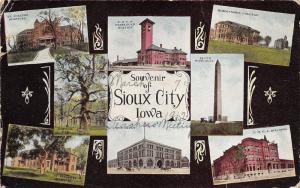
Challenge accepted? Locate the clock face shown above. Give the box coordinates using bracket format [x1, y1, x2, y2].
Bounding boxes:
[148, 26, 151, 31]
[142, 26, 146, 32]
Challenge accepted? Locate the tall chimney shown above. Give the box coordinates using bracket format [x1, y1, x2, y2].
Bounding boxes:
[117, 55, 119, 61]
[160, 44, 162, 48]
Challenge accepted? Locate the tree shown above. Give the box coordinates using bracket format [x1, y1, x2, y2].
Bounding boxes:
[6, 125, 71, 174]
[55, 54, 107, 132]
[38, 9, 62, 49]
[73, 137, 89, 176]
[230, 146, 246, 176]
[6, 34, 17, 52]
[264, 36, 272, 47]
[258, 35, 264, 42]
[66, 6, 86, 43]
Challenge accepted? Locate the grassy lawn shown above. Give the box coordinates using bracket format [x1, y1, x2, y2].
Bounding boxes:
[54, 124, 106, 136]
[3, 166, 85, 186]
[50, 46, 71, 57]
[191, 120, 243, 136]
[208, 40, 291, 66]
[7, 51, 37, 63]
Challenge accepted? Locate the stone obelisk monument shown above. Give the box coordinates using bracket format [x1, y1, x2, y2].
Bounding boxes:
[213, 60, 222, 122]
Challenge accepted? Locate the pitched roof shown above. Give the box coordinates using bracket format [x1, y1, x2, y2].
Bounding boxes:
[137, 44, 187, 54]
[18, 29, 34, 35]
[139, 18, 155, 25]
[112, 58, 138, 64]
[217, 21, 260, 33]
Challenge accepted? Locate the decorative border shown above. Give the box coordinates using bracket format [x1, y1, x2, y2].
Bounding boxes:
[93, 23, 104, 51]
[247, 66, 258, 126]
[92, 139, 104, 163]
[194, 140, 206, 164]
[194, 22, 206, 51]
[41, 66, 51, 126]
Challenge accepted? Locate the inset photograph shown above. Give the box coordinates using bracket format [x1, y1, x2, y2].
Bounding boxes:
[108, 16, 190, 71]
[191, 54, 243, 135]
[209, 125, 296, 185]
[107, 121, 190, 174]
[4, 6, 89, 65]
[3, 124, 90, 186]
[208, 5, 295, 66]
[54, 54, 108, 135]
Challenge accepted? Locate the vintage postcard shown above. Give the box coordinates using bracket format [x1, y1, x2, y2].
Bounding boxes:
[108, 16, 190, 70]
[107, 121, 190, 174]
[54, 54, 108, 136]
[208, 5, 295, 66]
[108, 71, 190, 121]
[191, 54, 243, 135]
[209, 125, 296, 185]
[4, 5, 89, 65]
[3, 124, 90, 186]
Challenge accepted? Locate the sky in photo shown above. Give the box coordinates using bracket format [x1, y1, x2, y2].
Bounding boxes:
[107, 121, 190, 161]
[209, 125, 294, 163]
[108, 16, 190, 63]
[210, 5, 295, 47]
[4, 5, 89, 50]
[191, 54, 244, 121]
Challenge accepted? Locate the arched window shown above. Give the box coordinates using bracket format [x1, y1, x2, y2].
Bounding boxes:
[139, 159, 143, 167]
[147, 159, 153, 167]
[165, 160, 170, 167]
[133, 160, 137, 167]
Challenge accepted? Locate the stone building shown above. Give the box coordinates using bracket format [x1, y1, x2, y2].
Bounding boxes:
[112, 18, 189, 66]
[274, 35, 289, 49]
[108, 159, 118, 168]
[113, 138, 189, 168]
[213, 136, 294, 180]
[16, 18, 83, 50]
[212, 21, 260, 45]
[11, 149, 78, 173]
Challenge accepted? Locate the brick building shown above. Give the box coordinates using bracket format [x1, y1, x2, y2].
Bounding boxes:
[110, 138, 189, 169]
[112, 18, 189, 66]
[213, 136, 294, 180]
[11, 149, 78, 173]
[16, 18, 82, 50]
[211, 21, 260, 45]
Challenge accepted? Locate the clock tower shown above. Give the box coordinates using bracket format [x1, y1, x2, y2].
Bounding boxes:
[139, 18, 155, 64]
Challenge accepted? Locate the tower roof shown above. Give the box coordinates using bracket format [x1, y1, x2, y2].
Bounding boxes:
[215, 59, 220, 66]
[139, 18, 155, 25]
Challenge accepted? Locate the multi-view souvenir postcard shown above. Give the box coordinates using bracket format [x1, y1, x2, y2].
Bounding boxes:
[0, 1, 299, 188]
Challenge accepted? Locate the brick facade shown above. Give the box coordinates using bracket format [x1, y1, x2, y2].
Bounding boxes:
[16, 19, 82, 50]
[112, 18, 188, 66]
[213, 136, 294, 179]
[11, 150, 78, 174]
[212, 21, 260, 45]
